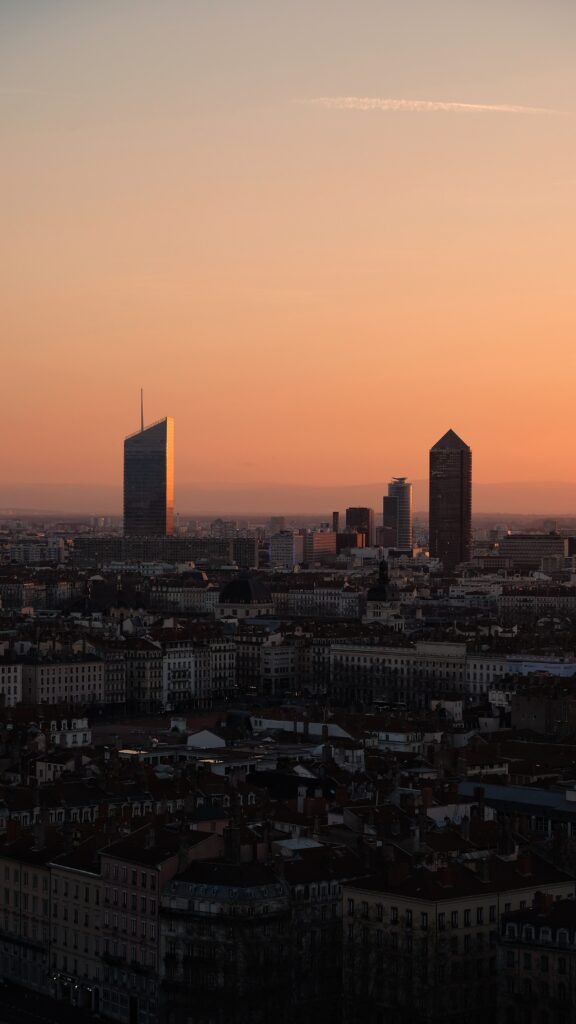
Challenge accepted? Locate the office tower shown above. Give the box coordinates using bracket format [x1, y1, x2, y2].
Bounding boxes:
[429, 429, 472, 570]
[124, 416, 174, 536]
[332, 511, 340, 533]
[345, 507, 375, 546]
[302, 530, 337, 564]
[383, 477, 413, 549]
[270, 531, 299, 568]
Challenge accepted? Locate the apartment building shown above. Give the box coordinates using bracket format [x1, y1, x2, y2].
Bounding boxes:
[259, 642, 297, 696]
[0, 659, 23, 706]
[21, 656, 105, 705]
[0, 827, 66, 995]
[149, 580, 219, 614]
[499, 895, 576, 1024]
[80, 640, 128, 705]
[160, 633, 236, 708]
[342, 853, 575, 1024]
[160, 859, 291, 1024]
[49, 835, 104, 1012]
[330, 641, 509, 706]
[122, 639, 163, 711]
[98, 826, 188, 1024]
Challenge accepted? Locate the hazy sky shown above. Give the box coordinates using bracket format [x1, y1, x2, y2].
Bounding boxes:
[1, 1, 576, 513]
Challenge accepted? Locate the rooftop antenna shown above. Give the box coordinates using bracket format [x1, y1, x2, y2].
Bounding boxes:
[140, 388, 144, 432]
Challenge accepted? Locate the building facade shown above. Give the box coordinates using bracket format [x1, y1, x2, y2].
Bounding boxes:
[342, 854, 575, 1024]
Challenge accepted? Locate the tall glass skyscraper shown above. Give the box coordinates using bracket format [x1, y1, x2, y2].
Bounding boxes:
[383, 477, 413, 549]
[123, 417, 174, 536]
[429, 429, 471, 570]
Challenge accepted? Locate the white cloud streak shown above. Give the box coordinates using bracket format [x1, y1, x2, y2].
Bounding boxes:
[302, 96, 556, 114]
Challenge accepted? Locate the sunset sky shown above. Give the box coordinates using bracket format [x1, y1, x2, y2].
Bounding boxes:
[1, 1, 576, 514]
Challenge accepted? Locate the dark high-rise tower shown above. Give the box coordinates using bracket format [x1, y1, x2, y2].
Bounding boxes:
[383, 477, 413, 549]
[124, 415, 174, 537]
[345, 507, 375, 546]
[429, 429, 471, 570]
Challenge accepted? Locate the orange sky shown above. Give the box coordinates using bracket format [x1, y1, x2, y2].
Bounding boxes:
[1, 1, 576, 514]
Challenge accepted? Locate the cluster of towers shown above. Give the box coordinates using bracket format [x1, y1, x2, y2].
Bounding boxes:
[381, 428, 472, 569]
[122, 409, 472, 572]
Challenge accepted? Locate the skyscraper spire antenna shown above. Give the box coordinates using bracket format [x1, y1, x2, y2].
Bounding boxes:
[140, 388, 144, 432]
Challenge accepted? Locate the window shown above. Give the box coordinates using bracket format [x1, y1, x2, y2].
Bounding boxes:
[489, 905, 496, 923]
[523, 953, 531, 969]
[464, 910, 471, 927]
[391, 907, 398, 924]
[421, 912, 428, 931]
[451, 911, 459, 929]
[476, 908, 484, 925]
[376, 904, 383, 922]
[405, 910, 412, 928]
[438, 913, 445, 931]
[347, 899, 354, 916]
[540, 955, 549, 973]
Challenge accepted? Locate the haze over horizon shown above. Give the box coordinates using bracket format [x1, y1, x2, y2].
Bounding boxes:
[3, 478, 576, 519]
[2, 1, 576, 511]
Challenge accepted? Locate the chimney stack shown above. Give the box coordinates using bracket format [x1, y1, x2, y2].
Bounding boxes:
[223, 825, 241, 864]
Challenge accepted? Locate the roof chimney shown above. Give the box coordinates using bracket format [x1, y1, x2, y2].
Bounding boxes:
[143, 827, 155, 850]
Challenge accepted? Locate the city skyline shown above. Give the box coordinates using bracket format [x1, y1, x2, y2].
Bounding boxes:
[3, 5, 576, 1024]
[2, 1, 576, 514]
